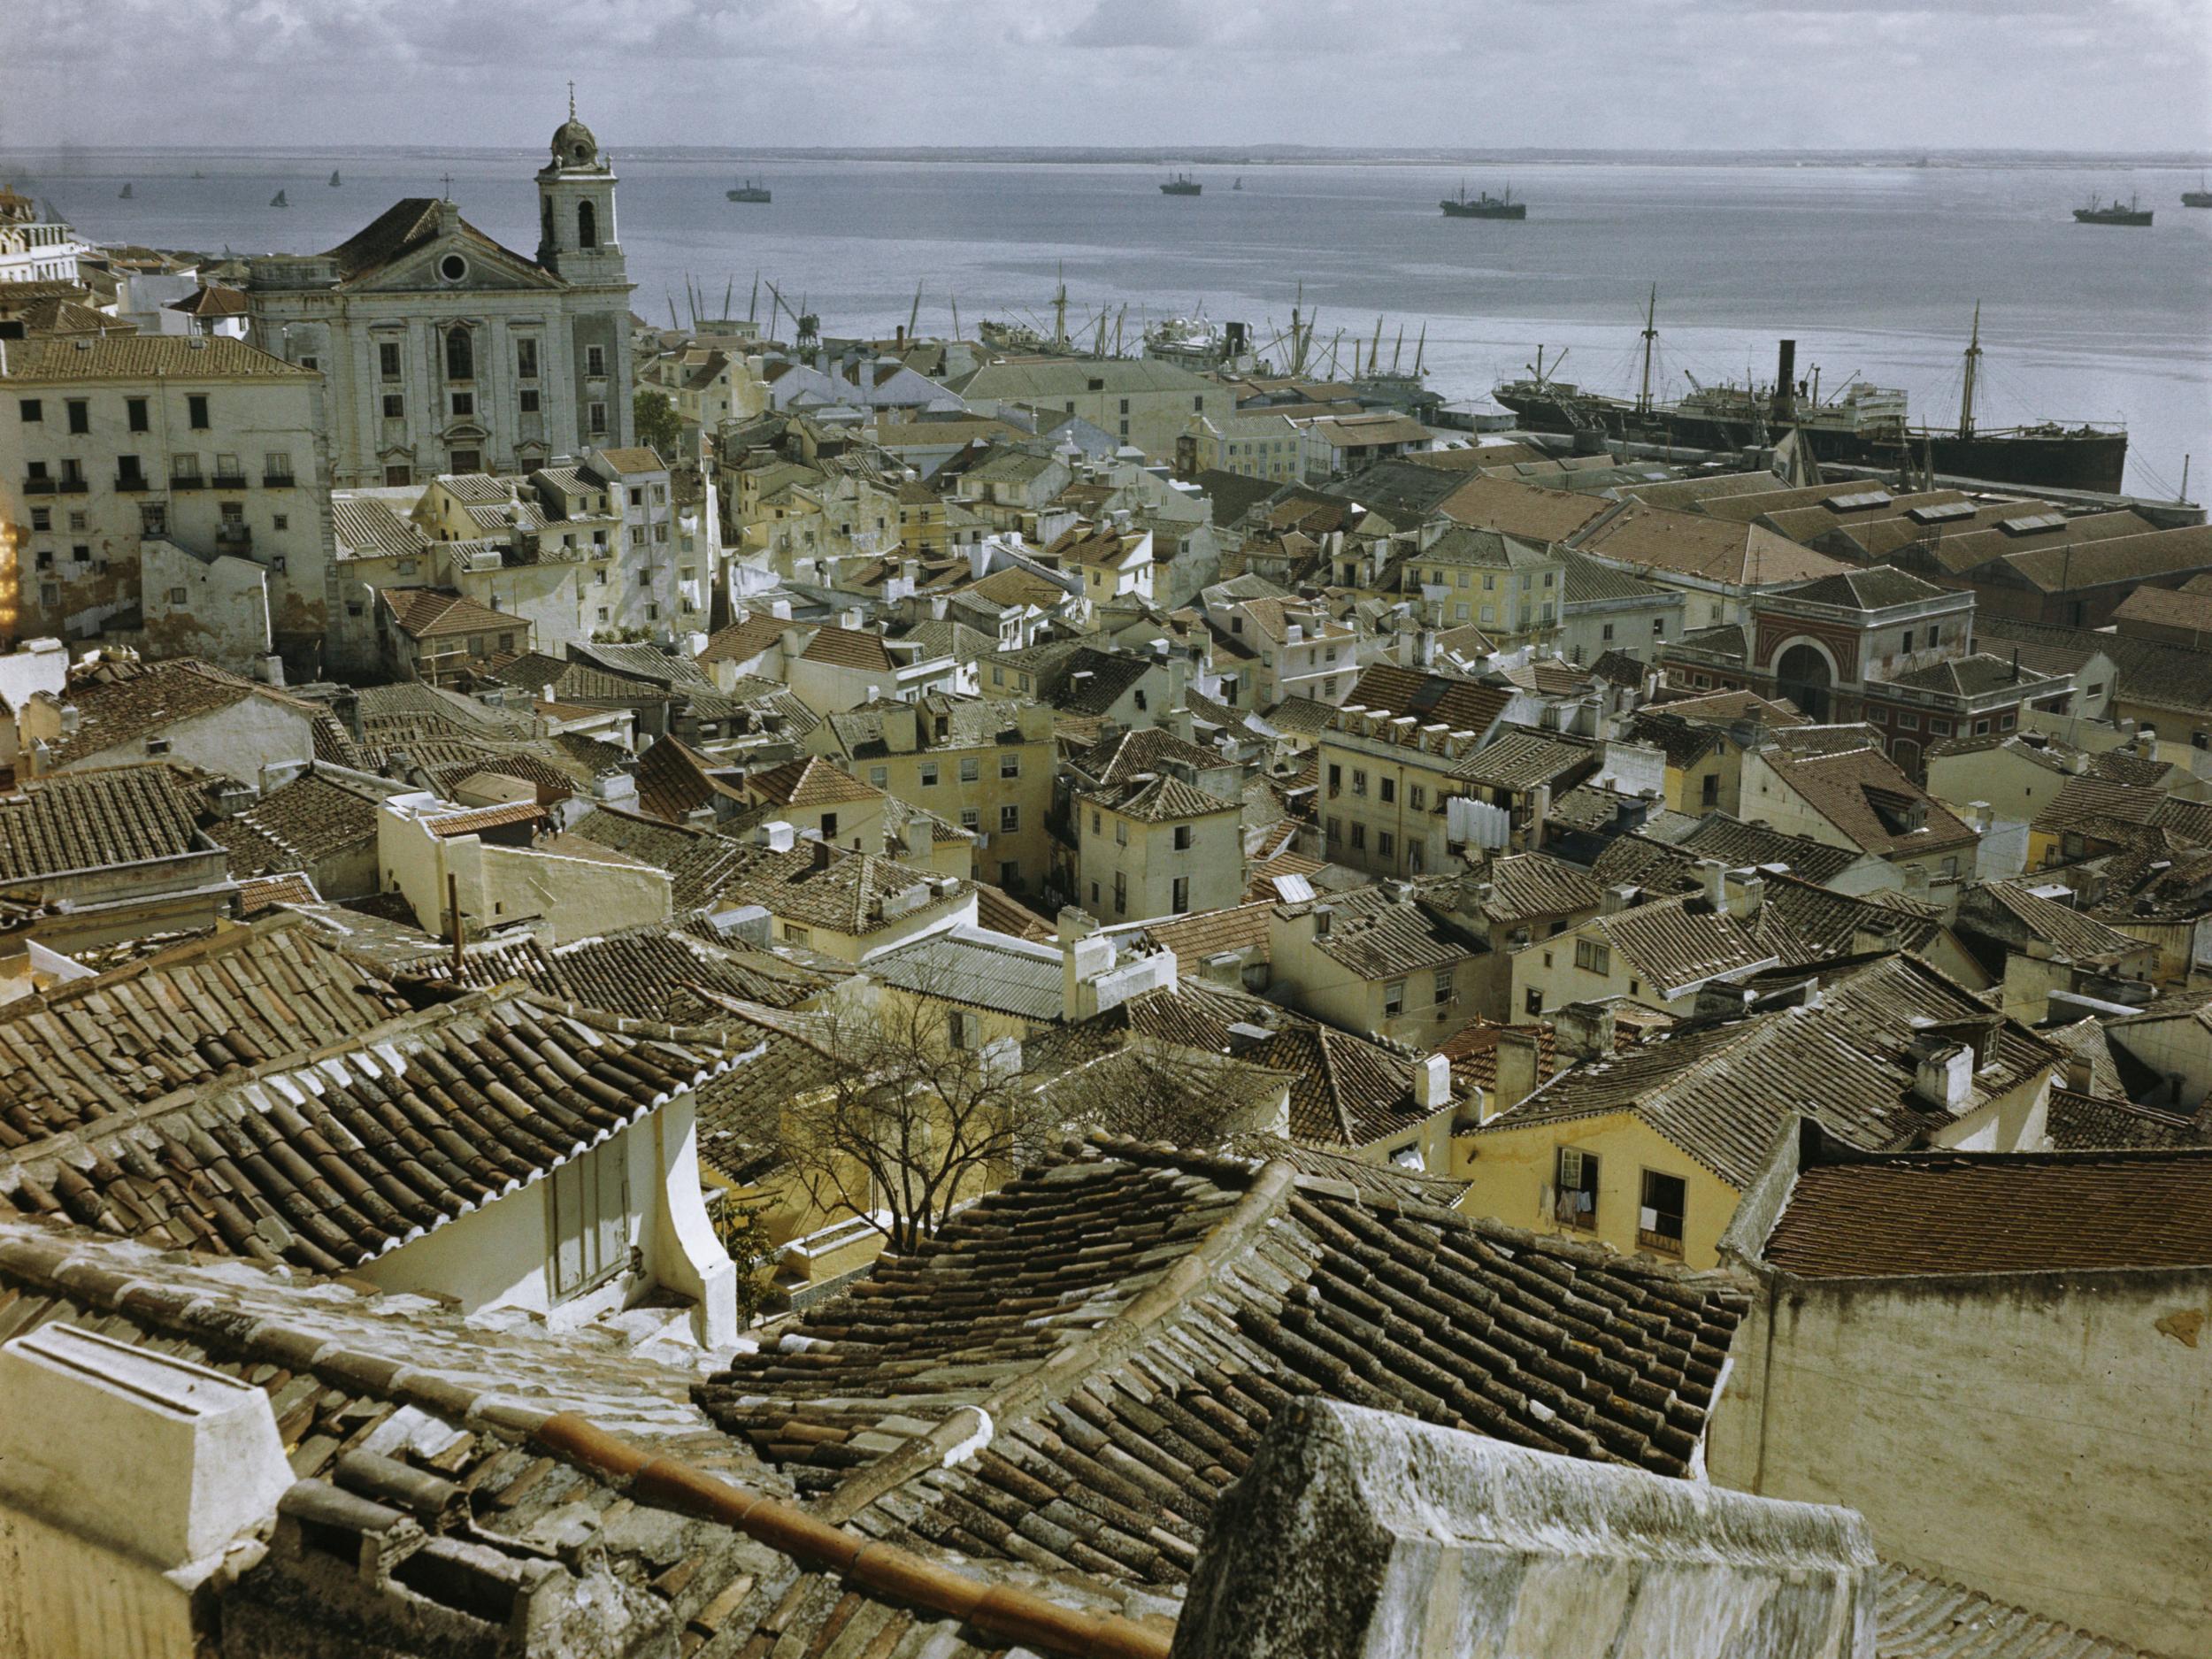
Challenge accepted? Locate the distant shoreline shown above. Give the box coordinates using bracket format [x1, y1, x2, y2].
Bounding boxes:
[5, 146, 2209, 171]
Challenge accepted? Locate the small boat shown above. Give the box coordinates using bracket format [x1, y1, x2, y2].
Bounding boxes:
[726, 178, 771, 204]
[2184, 173, 2212, 209]
[190, 170, 205, 180]
[2073, 193, 2151, 227]
[118, 182, 133, 200]
[1440, 180, 1525, 219]
[328, 169, 342, 188]
[270, 189, 288, 209]
[1160, 173, 1201, 196]
[1233, 176, 1243, 191]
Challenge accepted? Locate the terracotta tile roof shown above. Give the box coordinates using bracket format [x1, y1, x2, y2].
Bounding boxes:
[1966, 879, 2150, 963]
[1875, 1560, 2161, 1659]
[745, 756, 881, 808]
[964, 565, 1071, 610]
[695, 1138, 1747, 1576]
[1240, 1019, 1448, 1147]
[0, 962, 734, 1274]
[1591, 894, 1778, 999]
[204, 770, 383, 877]
[417, 923, 832, 1022]
[970, 880, 1059, 942]
[1141, 901, 1275, 965]
[0, 918, 411, 1149]
[0, 1214, 1183, 1659]
[1474, 852, 1605, 927]
[421, 800, 546, 838]
[797, 625, 897, 671]
[1438, 475, 1612, 541]
[1779, 566, 1950, 610]
[39, 657, 312, 770]
[1081, 772, 1241, 824]
[1755, 744, 1978, 858]
[1751, 873, 1948, 964]
[1335, 664, 1511, 737]
[0, 764, 209, 883]
[589, 445, 664, 476]
[1072, 726, 1221, 788]
[1479, 955, 2058, 1187]
[235, 872, 319, 913]
[1450, 729, 1598, 792]
[332, 495, 432, 559]
[565, 807, 764, 913]
[0, 334, 311, 382]
[697, 611, 801, 665]
[1281, 888, 1481, 979]
[1763, 1143, 2212, 1279]
[2046, 1088, 2208, 1152]
[380, 586, 518, 640]
[1573, 503, 1850, 587]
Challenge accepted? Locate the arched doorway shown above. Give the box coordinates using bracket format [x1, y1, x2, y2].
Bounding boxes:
[1775, 641, 1833, 722]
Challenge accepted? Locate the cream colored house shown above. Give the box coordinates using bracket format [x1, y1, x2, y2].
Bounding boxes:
[807, 695, 1057, 894]
[378, 791, 671, 945]
[1511, 879, 1778, 1020]
[1266, 891, 1487, 1048]
[1740, 736, 1981, 904]
[1074, 772, 1244, 924]
[0, 334, 334, 672]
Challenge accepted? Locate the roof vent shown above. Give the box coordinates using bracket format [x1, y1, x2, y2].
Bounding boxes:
[187, 336, 206, 349]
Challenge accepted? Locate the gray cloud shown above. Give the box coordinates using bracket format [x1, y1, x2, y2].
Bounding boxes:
[3, 0, 2206, 150]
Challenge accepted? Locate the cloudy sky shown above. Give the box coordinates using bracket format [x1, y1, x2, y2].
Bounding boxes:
[6, 0, 2209, 152]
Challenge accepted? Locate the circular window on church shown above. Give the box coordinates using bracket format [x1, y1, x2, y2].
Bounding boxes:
[439, 253, 468, 283]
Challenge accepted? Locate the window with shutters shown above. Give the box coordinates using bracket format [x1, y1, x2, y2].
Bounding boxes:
[547, 1135, 631, 1301]
[1639, 1170, 1686, 1254]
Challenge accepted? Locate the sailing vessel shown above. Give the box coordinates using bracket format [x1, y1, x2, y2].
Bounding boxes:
[1233, 176, 1244, 191]
[270, 189, 288, 209]
[726, 178, 771, 204]
[1160, 173, 1201, 196]
[2183, 173, 2212, 209]
[1440, 181, 1525, 219]
[1491, 298, 2128, 494]
[2073, 193, 2152, 227]
[328, 169, 342, 188]
[118, 182, 133, 200]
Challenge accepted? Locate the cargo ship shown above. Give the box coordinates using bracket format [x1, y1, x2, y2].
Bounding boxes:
[1492, 301, 2128, 494]
[2074, 193, 2152, 227]
[1160, 173, 1201, 196]
[2183, 174, 2211, 209]
[726, 179, 771, 204]
[1440, 182, 1524, 219]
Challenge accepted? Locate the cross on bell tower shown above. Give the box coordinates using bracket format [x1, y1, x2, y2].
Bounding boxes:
[439, 173, 453, 202]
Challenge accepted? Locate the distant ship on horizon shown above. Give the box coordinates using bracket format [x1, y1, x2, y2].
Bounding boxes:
[270, 188, 288, 209]
[1440, 181, 1524, 219]
[1160, 173, 1201, 196]
[726, 178, 771, 204]
[2074, 193, 2152, 227]
[118, 182, 133, 200]
[329, 169, 342, 188]
[2183, 173, 2211, 209]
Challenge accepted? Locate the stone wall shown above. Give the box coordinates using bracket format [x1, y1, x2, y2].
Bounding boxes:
[1172, 1398, 1877, 1659]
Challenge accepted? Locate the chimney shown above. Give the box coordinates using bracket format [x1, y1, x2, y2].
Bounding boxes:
[1312, 904, 1333, 939]
[1902, 863, 1931, 899]
[1725, 871, 1765, 920]
[1697, 857, 1728, 910]
[1601, 882, 1639, 916]
[902, 817, 933, 862]
[1911, 1039, 1974, 1112]
[756, 819, 796, 852]
[1554, 1001, 1617, 1064]
[1412, 1053, 1451, 1112]
[1771, 338, 1796, 424]
[2062, 1053, 2093, 1094]
[1492, 1028, 1542, 1116]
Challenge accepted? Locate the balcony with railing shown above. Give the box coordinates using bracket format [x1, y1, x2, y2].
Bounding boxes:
[21, 476, 55, 495]
[115, 470, 150, 492]
[209, 472, 249, 491]
[214, 522, 252, 550]
[262, 469, 296, 489]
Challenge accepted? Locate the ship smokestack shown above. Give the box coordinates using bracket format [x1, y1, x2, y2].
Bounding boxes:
[1773, 339, 1797, 425]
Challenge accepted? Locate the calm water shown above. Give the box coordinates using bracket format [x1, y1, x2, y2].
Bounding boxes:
[15, 149, 2212, 496]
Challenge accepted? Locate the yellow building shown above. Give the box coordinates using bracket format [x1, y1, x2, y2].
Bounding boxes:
[806, 694, 1057, 895]
[1457, 964, 2059, 1268]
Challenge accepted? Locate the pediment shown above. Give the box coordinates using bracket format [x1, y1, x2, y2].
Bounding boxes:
[349, 231, 562, 296]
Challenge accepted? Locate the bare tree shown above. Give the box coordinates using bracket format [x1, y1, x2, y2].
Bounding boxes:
[773, 987, 1043, 1256]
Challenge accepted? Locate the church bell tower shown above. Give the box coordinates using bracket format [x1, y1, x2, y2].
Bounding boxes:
[535, 85, 622, 286]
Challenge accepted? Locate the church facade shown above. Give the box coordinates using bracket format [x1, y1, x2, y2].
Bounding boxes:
[243, 103, 633, 488]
